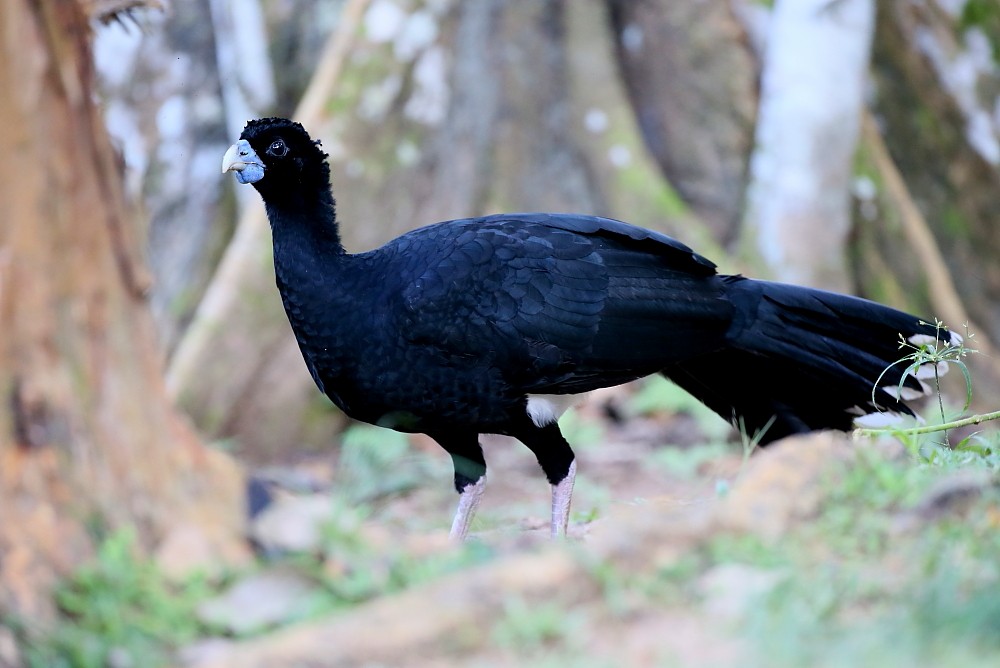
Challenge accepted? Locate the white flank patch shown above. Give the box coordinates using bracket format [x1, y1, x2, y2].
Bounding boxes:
[526, 394, 584, 428]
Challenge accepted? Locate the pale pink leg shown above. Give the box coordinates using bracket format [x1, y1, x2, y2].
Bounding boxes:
[550, 459, 576, 537]
[449, 474, 486, 541]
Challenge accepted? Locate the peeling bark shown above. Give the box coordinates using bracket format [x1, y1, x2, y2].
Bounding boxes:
[855, 0, 1000, 403]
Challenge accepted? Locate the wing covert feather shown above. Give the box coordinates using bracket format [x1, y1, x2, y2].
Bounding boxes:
[392, 214, 731, 392]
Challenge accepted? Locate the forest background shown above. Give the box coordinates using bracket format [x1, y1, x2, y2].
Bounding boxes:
[2, 0, 1000, 666]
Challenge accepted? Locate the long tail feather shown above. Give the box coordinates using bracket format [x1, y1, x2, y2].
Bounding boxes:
[662, 277, 960, 444]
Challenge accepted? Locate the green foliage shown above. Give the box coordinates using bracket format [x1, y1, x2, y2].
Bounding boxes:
[314, 499, 496, 606]
[568, 475, 612, 525]
[576, 444, 1000, 667]
[873, 319, 974, 423]
[735, 414, 774, 463]
[337, 424, 439, 502]
[7, 530, 216, 668]
[728, 448, 1000, 667]
[650, 442, 731, 479]
[745, 532, 1000, 668]
[492, 596, 586, 652]
[8, 501, 498, 666]
[861, 322, 1000, 449]
[894, 426, 1000, 466]
[961, 0, 1000, 27]
[960, 0, 1000, 61]
[583, 548, 702, 620]
[705, 533, 792, 570]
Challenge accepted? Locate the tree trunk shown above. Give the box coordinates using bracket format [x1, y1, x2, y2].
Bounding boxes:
[851, 0, 1000, 405]
[867, 0, 1000, 342]
[94, 0, 277, 353]
[742, 0, 875, 291]
[605, 0, 758, 245]
[0, 0, 244, 619]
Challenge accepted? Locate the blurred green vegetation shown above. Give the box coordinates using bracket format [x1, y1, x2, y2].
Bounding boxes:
[4, 530, 215, 668]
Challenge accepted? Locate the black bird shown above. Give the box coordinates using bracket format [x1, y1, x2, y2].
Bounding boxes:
[223, 117, 958, 539]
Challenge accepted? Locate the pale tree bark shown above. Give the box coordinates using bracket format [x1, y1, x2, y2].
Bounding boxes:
[210, 0, 276, 144]
[95, 3, 229, 352]
[742, 0, 875, 291]
[167, 0, 705, 459]
[210, 0, 277, 215]
[95, 1, 334, 358]
[0, 0, 245, 619]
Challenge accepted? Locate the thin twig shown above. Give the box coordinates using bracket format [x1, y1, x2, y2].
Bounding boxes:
[855, 409, 1000, 438]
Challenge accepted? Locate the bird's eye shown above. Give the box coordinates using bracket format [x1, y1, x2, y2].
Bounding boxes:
[268, 140, 288, 157]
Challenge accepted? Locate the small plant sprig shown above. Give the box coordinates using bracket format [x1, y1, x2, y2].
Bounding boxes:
[735, 413, 775, 465]
[859, 321, 1000, 443]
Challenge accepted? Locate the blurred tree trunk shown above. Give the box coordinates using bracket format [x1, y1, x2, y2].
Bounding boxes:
[742, 0, 874, 291]
[168, 0, 715, 459]
[865, 1, 1000, 339]
[94, 0, 277, 353]
[605, 0, 758, 245]
[854, 0, 1000, 402]
[0, 0, 244, 619]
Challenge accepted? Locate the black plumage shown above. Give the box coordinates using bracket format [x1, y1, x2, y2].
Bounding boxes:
[223, 117, 957, 538]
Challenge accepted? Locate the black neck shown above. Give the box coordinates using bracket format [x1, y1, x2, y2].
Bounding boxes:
[258, 176, 343, 253]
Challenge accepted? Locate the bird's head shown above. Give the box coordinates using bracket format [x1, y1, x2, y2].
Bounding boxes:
[221, 117, 331, 199]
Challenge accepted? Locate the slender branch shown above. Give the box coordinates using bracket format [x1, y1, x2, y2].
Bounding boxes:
[855, 409, 1000, 437]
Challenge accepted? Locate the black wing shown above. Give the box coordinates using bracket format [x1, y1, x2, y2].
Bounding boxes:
[390, 213, 734, 394]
